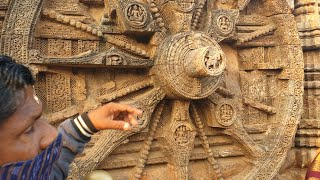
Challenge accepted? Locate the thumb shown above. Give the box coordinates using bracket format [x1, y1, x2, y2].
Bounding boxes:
[108, 120, 131, 131]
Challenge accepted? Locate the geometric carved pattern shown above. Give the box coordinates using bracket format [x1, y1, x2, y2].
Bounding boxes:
[46, 73, 71, 113]
[77, 40, 99, 53]
[48, 39, 72, 57]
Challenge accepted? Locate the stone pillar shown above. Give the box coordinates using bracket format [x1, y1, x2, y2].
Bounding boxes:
[293, 0, 320, 172]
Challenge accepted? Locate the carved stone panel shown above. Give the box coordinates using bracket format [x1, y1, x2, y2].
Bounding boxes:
[0, 0, 304, 179]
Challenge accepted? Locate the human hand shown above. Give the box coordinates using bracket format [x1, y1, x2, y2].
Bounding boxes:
[87, 102, 143, 131]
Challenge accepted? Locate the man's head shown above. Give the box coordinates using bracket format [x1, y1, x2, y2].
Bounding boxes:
[0, 55, 57, 166]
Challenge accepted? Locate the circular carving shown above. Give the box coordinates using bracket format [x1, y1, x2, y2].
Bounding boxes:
[216, 102, 235, 127]
[217, 14, 233, 35]
[175, 0, 195, 12]
[125, 3, 148, 28]
[153, 31, 226, 99]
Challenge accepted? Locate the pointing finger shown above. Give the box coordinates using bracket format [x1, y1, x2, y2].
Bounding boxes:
[110, 103, 143, 116]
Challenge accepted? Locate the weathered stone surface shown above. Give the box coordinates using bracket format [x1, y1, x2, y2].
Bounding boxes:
[0, 0, 307, 179]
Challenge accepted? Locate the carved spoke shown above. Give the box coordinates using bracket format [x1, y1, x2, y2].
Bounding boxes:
[215, 86, 235, 98]
[191, 0, 206, 30]
[97, 79, 154, 103]
[237, 24, 276, 44]
[44, 79, 154, 124]
[133, 101, 165, 180]
[243, 98, 277, 115]
[71, 88, 166, 178]
[159, 100, 196, 180]
[191, 104, 224, 180]
[42, 9, 103, 38]
[207, 94, 266, 159]
[224, 126, 266, 159]
[235, 15, 277, 46]
[30, 50, 153, 68]
[106, 36, 150, 59]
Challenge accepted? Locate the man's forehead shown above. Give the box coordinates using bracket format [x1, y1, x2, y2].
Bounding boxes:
[20, 87, 42, 114]
[0, 86, 42, 134]
[14, 86, 42, 121]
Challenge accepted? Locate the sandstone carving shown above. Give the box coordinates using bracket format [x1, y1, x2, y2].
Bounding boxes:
[0, 0, 306, 179]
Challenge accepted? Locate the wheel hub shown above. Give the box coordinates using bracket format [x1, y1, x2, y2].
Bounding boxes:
[152, 31, 226, 99]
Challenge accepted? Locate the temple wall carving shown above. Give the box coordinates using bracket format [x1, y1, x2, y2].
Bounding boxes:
[0, 0, 316, 179]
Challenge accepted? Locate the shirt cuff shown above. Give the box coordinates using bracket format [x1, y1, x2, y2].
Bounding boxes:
[71, 113, 98, 141]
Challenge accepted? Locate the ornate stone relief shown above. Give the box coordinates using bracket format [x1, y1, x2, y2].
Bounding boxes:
[206, 9, 239, 42]
[0, 0, 304, 179]
[125, 3, 148, 28]
[216, 100, 236, 127]
[289, 0, 320, 178]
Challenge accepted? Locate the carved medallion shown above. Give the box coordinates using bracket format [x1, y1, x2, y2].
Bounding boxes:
[175, 0, 195, 12]
[217, 14, 233, 34]
[216, 101, 236, 127]
[207, 9, 239, 42]
[124, 3, 148, 28]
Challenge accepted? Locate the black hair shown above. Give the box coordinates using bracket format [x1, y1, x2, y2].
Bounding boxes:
[0, 55, 35, 124]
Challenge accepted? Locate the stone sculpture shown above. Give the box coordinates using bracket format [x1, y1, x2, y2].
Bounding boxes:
[0, 0, 306, 179]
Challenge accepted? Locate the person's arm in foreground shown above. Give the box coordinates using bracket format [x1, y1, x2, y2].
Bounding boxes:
[50, 102, 142, 179]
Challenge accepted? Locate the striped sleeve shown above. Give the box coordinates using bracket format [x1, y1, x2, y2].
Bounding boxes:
[71, 113, 98, 141]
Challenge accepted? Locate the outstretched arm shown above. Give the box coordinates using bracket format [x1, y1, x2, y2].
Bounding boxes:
[50, 102, 142, 179]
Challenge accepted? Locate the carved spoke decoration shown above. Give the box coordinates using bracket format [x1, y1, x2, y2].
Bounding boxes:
[0, 0, 303, 179]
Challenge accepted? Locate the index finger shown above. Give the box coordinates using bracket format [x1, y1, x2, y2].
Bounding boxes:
[109, 103, 143, 116]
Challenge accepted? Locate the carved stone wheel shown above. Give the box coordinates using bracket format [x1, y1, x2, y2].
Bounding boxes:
[0, 0, 303, 179]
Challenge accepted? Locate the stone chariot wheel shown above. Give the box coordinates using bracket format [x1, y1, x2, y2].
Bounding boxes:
[0, 0, 303, 179]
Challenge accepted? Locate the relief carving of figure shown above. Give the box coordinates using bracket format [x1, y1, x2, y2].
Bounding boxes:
[204, 50, 223, 71]
[219, 104, 233, 122]
[107, 55, 124, 65]
[174, 125, 192, 146]
[217, 15, 232, 33]
[127, 4, 145, 23]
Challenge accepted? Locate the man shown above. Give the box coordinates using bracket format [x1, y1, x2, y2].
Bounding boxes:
[0, 55, 142, 179]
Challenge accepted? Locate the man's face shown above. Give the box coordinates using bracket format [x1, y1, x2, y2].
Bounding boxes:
[0, 86, 58, 166]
